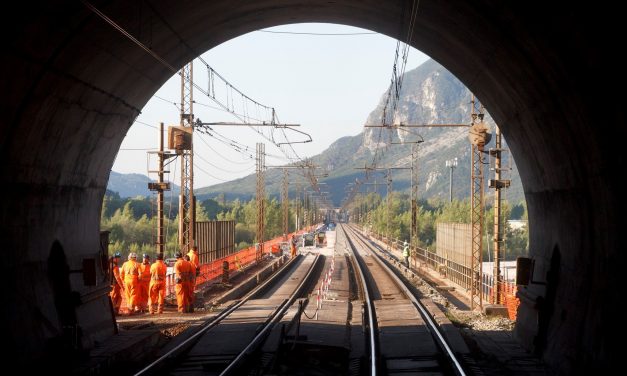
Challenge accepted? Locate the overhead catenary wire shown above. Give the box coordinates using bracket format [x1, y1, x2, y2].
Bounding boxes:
[377, 0, 420, 144]
[133, 120, 159, 129]
[348, 0, 420, 208]
[194, 100, 267, 124]
[82, 0, 307, 166]
[194, 150, 255, 174]
[85, 0, 331, 201]
[258, 29, 378, 36]
[194, 163, 230, 183]
[195, 133, 254, 164]
[152, 94, 180, 111]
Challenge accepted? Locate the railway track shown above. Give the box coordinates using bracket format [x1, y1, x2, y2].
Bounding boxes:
[339, 223, 467, 376]
[135, 253, 323, 375]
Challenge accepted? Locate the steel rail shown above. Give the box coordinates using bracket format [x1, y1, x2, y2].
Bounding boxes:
[220, 253, 322, 375]
[338, 224, 378, 376]
[135, 255, 296, 375]
[344, 224, 467, 376]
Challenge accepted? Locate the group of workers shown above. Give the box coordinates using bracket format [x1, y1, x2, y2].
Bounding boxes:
[109, 247, 200, 315]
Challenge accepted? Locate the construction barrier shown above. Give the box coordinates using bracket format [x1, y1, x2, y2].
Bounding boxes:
[165, 230, 308, 297]
[502, 281, 520, 320]
[315, 255, 335, 319]
[117, 229, 310, 312]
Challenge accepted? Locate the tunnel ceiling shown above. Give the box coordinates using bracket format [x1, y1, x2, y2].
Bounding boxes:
[1, 0, 624, 373]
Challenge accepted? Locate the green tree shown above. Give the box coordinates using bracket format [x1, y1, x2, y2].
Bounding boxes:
[505, 226, 529, 259]
[437, 199, 471, 223]
[199, 198, 222, 220]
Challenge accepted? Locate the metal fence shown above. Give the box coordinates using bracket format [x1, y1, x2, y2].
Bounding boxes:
[195, 220, 235, 264]
[436, 223, 472, 269]
[366, 226, 518, 316]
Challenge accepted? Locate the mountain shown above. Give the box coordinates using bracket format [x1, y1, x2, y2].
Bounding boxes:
[106, 171, 180, 198]
[193, 59, 524, 205]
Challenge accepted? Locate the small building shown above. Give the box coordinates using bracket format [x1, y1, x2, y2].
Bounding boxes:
[507, 220, 527, 230]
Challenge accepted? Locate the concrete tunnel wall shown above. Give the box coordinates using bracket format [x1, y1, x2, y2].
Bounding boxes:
[0, 0, 623, 372]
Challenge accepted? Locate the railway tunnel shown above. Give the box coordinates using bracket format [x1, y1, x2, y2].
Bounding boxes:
[1, 0, 623, 373]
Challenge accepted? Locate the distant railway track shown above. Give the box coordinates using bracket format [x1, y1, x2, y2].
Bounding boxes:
[339, 223, 467, 375]
[135, 253, 322, 375]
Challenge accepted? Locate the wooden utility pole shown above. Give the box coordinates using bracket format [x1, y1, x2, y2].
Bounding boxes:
[156, 124, 166, 256]
[148, 123, 174, 256]
[489, 125, 511, 304]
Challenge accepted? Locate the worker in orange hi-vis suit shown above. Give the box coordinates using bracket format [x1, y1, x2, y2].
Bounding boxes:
[149, 253, 167, 314]
[120, 252, 140, 314]
[187, 246, 200, 306]
[183, 255, 195, 312]
[138, 254, 151, 313]
[109, 252, 124, 314]
[291, 235, 297, 257]
[187, 246, 200, 277]
[174, 251, 193, 313]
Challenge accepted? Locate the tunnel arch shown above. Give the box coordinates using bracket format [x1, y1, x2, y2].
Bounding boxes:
[1, 1, 623, 373]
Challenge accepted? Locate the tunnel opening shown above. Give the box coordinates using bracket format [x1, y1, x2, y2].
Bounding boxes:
[106, 21, 529, 274]
[2, 1, 623, 373]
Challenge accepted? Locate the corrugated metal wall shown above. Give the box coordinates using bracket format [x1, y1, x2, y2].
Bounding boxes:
[195, 220, 235, 264]
[436, 222, 472, 268]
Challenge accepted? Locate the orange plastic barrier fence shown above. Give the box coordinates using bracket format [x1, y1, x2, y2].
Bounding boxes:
[501, 281, 520, 320]
[482, 281, 521, 321]
[164, 230, 308, 296]
[116, 230, 312, 311]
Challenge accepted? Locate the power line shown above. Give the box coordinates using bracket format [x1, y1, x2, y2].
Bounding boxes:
[153, 94, 180, 110]
[258, 29, 378, 36]
[369, 0, 420, 171]
[195, 151, 254, 174]
[195, 126, 255, 159]
[133, 120, 159, 129]
[194, 100, 266, 123]
[194, 163, 230, 182]
[83, 0, 306, 165]
[195, 133, 254, 165]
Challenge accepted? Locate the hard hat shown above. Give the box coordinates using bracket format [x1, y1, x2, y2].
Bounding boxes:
[404, 241, 408, 245]
[113, 252, 121, 258]
[175, 251, 183, 258]
[129, 252, 137, 259]
[143, 253, 150, 259]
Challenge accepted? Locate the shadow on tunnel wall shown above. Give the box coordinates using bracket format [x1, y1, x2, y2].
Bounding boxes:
[45, 240, 84, 364]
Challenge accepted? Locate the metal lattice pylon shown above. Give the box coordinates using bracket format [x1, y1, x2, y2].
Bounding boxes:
[470, 143, 484, 309]
[256, 143, 265, 261]
[282, 169, 289, 240]
[179, 62, 194, 253]
[411, 143, 418, 254]
[469, 97, 486, 310]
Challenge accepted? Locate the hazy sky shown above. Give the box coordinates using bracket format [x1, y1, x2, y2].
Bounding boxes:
[113, 23, 429, 187]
